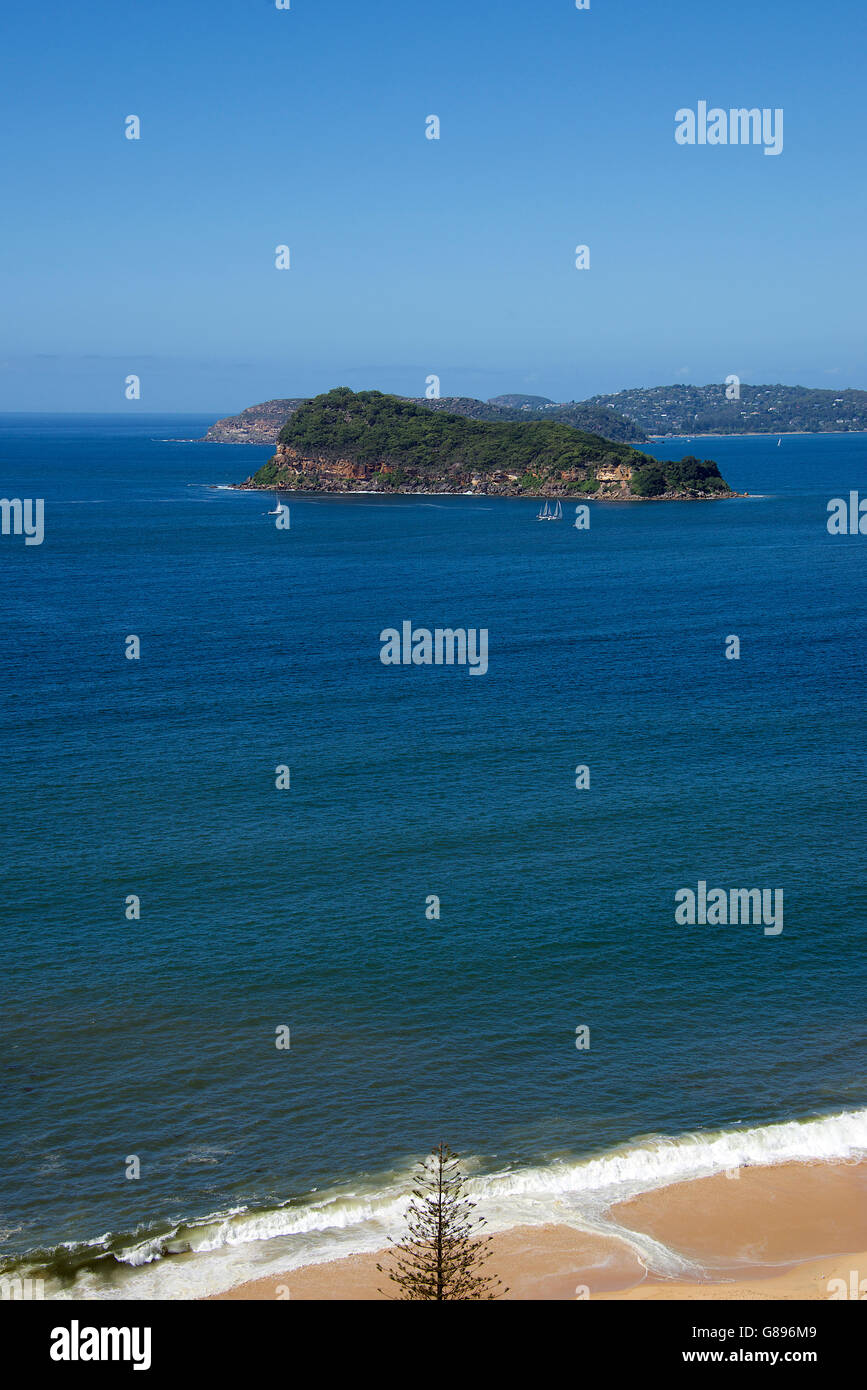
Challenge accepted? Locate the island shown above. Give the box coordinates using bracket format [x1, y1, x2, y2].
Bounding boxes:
[237, 389, 736, 500]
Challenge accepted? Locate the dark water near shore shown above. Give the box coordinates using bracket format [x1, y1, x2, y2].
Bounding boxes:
[1, 418, 865, 1297]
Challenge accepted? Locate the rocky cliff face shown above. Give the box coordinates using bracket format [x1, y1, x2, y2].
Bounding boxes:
[203, 400, 308, 443]
[239, 445, 732, 500]
[259, 444, 373, 483]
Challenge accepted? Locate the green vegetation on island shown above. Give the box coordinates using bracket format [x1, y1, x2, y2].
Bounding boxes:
[205, 391, 645, 446]
[241, 389, 734, 499]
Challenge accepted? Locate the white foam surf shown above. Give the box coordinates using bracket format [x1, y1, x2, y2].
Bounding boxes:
[32, 1106, 867, 1299]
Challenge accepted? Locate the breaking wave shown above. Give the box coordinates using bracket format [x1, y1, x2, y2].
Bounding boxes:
[5, 1106, 865, 1300]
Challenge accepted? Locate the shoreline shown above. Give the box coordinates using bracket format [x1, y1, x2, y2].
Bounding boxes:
[231, 484, 745, 502]
[8, 1109, 866, 1299]
[210, 1158, 867, 1302]
[210, 1237, 867, 1302]
[647, 429, 865, 440]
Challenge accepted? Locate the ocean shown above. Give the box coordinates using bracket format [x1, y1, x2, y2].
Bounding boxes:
[1, 416, 865, 1298]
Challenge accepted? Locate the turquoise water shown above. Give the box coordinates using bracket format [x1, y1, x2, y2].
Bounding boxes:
[1, 418, 865, 1296]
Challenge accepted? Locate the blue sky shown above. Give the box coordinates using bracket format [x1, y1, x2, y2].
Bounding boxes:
[1, 0, 864, 412]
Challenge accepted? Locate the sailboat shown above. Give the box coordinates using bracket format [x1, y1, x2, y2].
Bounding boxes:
[268, 492, 282, 514]
[537, 499, 562, 521]
[777, 438, 782, 446]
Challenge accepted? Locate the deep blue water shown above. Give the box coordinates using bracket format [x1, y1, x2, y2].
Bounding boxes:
[1, 417, 865, 1295]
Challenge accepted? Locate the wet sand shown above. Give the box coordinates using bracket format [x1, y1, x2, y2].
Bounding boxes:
[210, 1159, 867, 1301]
[609, 1158, 867, 1271]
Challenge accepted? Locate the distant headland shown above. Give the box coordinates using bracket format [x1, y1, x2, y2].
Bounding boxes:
[204, 382, 867, 452]
[235, 389, 736, 501]
[588, 383, 867, 436]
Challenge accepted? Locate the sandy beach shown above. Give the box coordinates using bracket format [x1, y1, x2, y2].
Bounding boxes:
[210, 1159, 867, 1301]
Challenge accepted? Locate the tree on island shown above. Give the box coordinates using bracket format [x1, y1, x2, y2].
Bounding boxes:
[377, 1144, 507, 1301]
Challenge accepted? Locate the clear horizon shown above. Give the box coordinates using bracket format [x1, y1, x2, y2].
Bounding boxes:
[2, 371, 867, 422]
[3, 0, 864, 410]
